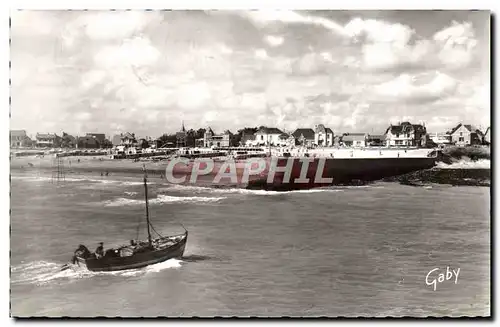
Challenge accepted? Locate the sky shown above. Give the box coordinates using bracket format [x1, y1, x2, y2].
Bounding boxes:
[10, 10, 490, 138]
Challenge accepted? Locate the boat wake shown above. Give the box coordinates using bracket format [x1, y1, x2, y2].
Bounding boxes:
[103, 194, 226, 206]
[11, 259, 183, 285]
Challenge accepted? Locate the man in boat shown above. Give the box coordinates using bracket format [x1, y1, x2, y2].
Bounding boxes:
[95, 242, 104, 258]
[71, 244, 91, 264]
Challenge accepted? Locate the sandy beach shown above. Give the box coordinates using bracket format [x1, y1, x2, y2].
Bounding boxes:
[10, 155, 169, 178]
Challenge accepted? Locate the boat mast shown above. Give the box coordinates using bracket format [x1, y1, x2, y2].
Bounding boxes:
[142, 164, 153, 247]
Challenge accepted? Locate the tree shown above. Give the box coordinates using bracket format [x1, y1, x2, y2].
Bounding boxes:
[60, 132, 76, 148]
[234, 127, 258, 146]
[101, 139, 113, 148]
[186, 129, 196, 148]
[140, 139, 150, 149]
[195, 128, 206, 140]
[157, 133, 177, 148]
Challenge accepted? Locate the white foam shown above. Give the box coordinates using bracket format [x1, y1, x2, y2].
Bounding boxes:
[164, 184, 344, 195]
[143, 258, 183, 273]
[11, 258, 184, 285]
[10, 175, 155, 186]
[104, 194, 226, 206]
[436, 158, 490, 169]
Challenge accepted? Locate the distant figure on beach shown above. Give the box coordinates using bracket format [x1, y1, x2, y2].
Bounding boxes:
[78, 159, 80, 163]
[397, 152, 400, 158]
[100, 172, 103, 176]
[105, 171, 109, 176]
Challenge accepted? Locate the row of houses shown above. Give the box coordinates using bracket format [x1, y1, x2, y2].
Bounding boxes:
[241, 122, 490, 148]
[241, 125, 384, 148]
[10, 122, 491, 150]
[429, 123, 490, 146]
[9, 131, 110, 149]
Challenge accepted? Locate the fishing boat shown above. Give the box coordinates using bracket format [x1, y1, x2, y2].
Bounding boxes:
[68, 165, 188, 272]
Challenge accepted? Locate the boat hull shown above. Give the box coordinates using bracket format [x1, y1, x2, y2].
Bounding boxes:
[76, 234, 187, 272]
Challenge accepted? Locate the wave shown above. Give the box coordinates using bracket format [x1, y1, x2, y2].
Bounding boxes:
[10, 175, 153, 186]
[104, 194, 226, 207]
[436, 158, 490, 169]
[11, 259, 183, 285]
[163, 184, 345, 195]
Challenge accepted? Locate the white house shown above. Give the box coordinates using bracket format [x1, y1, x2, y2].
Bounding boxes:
[204, 127, 232, 147]
[449, 123, 483, 146]
[385, 122, 427, 147]
[36, 133, 58, 148]
[314, 124, 334, 147]
[251, 127, 284, 146]
[10, 130, 31, 148]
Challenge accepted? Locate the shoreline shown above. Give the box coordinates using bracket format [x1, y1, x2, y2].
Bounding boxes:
[10, 155, 491, 189]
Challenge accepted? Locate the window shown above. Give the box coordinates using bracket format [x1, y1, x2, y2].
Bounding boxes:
[459, 137, 464, 142]
[261, 135, 264, 141]
[460, 132, 463, 136]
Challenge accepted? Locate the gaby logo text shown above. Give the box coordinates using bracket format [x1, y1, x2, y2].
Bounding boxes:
[425, 267, 460, 291]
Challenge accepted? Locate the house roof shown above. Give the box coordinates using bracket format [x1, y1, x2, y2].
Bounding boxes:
[449, 123, 483, 136]
[121, 132, 135, 139]
[484, 127, 490, 136]
[10, 130, 27, 137]
[368, 134, 384, 140]
[292, 128, 315, 139]
[256, 127, 283, 135]
[315, 124, 333, 134]
[63, 134, 76, 142]
[385, 122, 426, 135]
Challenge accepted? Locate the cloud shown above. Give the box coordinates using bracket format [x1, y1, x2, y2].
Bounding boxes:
[242, 10, 349, 37]
[254, 48, 268, 59]
[344, 17, 415, 44]
[9, 10, 490, 137]
[433, 21, 479, 69]
[371, 71, 459, 104]
[264, 35, 284, 47]
[355, 20, 479, 72]
[82, 11, 155, 40]
[94, 37, 161, 68]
